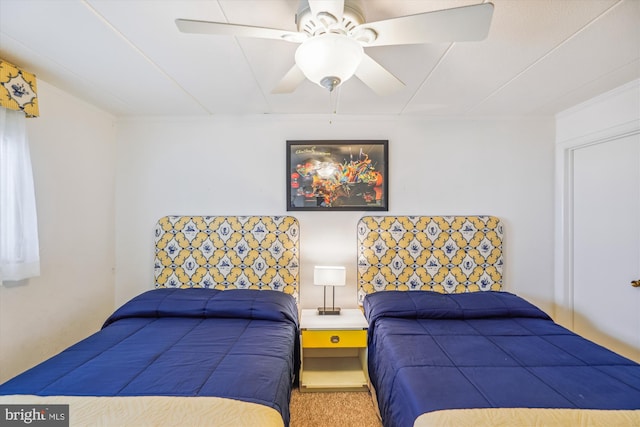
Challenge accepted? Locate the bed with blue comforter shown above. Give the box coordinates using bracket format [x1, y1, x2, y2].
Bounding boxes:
[364, 290, 640, 427]
[0, 288, 299, 426]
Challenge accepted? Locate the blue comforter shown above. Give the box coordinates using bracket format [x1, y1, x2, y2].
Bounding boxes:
[364, 291, 640, 427]
[0, 288, 299, 425]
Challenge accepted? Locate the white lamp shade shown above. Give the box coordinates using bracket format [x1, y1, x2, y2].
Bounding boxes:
[313, 266, 346, 287]
[295, 34, 364, 89]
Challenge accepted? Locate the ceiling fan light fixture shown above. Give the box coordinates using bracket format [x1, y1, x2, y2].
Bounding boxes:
[295, 33, 364, 91]
[320, 76, 341, 91]
[352, 27, 378, 44]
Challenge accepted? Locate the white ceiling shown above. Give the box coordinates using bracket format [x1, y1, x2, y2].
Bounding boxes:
[1, 0, 638, 118]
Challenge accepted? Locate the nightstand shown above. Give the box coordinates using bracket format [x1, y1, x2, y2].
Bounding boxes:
[299, 308, 369, 392]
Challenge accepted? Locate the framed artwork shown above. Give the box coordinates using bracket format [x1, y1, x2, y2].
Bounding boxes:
[286, 140, 388, 211]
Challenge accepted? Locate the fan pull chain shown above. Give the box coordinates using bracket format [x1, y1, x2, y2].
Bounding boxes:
[328, 86, 340, 124]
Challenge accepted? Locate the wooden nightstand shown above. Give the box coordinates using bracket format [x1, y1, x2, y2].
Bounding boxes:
[300, 308, 369, 392]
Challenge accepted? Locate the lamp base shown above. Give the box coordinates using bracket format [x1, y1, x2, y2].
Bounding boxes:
[317, 307, 341, 315]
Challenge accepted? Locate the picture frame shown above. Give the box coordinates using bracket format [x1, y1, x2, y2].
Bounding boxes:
[286, 140, 388, 211]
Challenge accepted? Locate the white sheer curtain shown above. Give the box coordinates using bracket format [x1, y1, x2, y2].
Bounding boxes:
[0, 107, 40, 282]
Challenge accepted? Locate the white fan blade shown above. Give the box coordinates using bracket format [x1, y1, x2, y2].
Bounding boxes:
[176, 19, 306, 43]
[354, 54, 405, 96]
[272, 64, 307, 94]
[355, 3, 494, 47]
[308, 0, 344, 25]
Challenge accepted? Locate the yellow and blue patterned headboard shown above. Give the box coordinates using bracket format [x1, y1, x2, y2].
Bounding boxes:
[154, 216, 300, 301]
[357, 216, 503, 304]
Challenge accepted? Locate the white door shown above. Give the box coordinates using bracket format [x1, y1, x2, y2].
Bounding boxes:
[572, 132, 640, 362]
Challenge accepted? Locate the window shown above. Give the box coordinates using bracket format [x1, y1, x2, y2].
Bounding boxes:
[0, 107, 39, 283]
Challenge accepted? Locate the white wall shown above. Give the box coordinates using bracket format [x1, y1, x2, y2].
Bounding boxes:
[0, 81, 116, 382]
[556, 79, 640, 144]
[115, 115, 555, 313]
[0, 98, 555, 383]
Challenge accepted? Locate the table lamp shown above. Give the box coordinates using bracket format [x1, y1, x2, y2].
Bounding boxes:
[314, 265, 346, 315]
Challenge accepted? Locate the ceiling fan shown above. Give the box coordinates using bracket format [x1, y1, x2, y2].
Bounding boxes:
[176, 0, 494, 96]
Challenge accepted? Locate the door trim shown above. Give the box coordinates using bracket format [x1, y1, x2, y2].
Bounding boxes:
[554, 121, 640, 328]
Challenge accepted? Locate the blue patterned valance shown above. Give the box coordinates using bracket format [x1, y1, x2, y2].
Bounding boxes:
[0, 59, 39, 118]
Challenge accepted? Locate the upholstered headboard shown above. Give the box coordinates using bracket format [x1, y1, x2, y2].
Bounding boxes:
[357, 216, 503, 304]
[154, 216, 300, 301]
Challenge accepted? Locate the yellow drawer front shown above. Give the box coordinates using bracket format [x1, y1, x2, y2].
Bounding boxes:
[302, 330, 367, 348]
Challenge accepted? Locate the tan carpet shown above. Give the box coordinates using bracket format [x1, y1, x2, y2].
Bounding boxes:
[289, 388, 383, 427]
